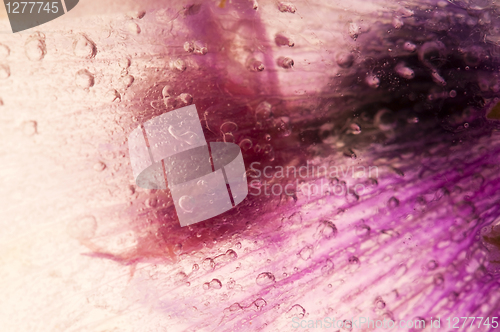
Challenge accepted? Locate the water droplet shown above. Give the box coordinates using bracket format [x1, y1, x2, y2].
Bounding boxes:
[388, 196, 399, 208]
[75, 69, 94, 89]
[256, 272, 275, 286]
[162, 85, 173, 98]
[395, 63, 414, 79]
[25, 36, 46, 61]
[319, 220, 338, 238]
[278, 56, 294, 69]
[427, 260, 438, 270]
[336, 52, 354, 68]
[248, 58, 265, 72]
[374, 109, 397, 131]
[72, 34, 97, 59]
[298, 245, 313, 260]
[23, 121, 37, 136]
[255, 101, 272, 121]
[264, 133, 271, 141]
[202, 258, 215, 270]
[119, 58, 131, 69]
[449, 90, 457, 98]
[431, 70, 447, 86]
[183, 41, 194, 53]
[128, 22, 141, 34]
[252, 298, 267, 310]
[177, 93, 193, 106]
[419, 41, 446, 68]
[223, 132, 235, 143]
[121, 75, 134, 89]
[321, 259, 334, 275]
[93, 161, 106, 172]
[277, 2, 296, 13]
[275, 116, 292, 137]
[171, 59, 186, 71]
[209, 279, 222, 289]
[0, 43, 10, 59]
[275, 32, 294, 47]
[192, 40, 207, 55]
[374, 296, 386, 309]
[192, 263, 199, 271]
[348, 22, 361, 39]
[392, 16, 404, 29]
[220, 121, 238, 134]
[286, 304, 305, 318]
[404, 41, 417, 52]
[365, 74, 380, 88]
[433, 273, 444, 285]
[0, 64, 10, 79]
[106, 89, 121, 102]
[356, 224, 371, 238]
[239, 138, 253, 151]
[179, 195, 195, 213]
[464, 122, 469, 128]
[348, 123, 362, 135]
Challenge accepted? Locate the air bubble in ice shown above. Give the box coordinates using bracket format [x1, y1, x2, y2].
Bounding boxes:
[179, 195, 195, 213]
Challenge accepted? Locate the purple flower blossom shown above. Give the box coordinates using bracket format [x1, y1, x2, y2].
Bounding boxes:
[2, 0, 500, 331]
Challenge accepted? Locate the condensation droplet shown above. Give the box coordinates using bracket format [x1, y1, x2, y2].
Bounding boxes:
[177, 93, 193, 106]
[171, 59, 186, 71]
[256, 272, 275, 286]
[72, 34, 97, 59]
[209, 279, 222, 289]
[395, 63, 415, 79]
[23, 120, 37, 136]
[255, 101, 272, 121]
[374, 296, 386, 309]
[319, 220, 338, 238]
[275, 32, 294, 47]
[431, 70, 447, 86]
[248, 58, 265, 72]
[106, 89, 121, 102]
[162, 85, 173, 98]
[392, 16, 404, 29]
[277, 2, 296, 13]
[25, 36, 46, 61]
[179, 195, 195, 213]
[122, 75, 134, 88]
[427, 260, 438, 270]
[0, 64, 10, 79]
[75, 69, 94, 89]
[348, 22, 361, 39]
[298, 245, 313, 260]
[336, 52, 354, 68]
[128, 22, 141, 34]
[202, 258, 215, 271]
[93, 161, 106, 172]
[388, 196, 400, 208]
[193, 41, 207, 55]
[220, 121, 238, 134]
[286, 304, 306, 319]
[0, 43, 10, 59]
[356, 224, 371, 238]
[278, 56, 294, 69]
[184, 41, 194, 53]
[239, 138, 253, 151]
[366, 75, 380, 88]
